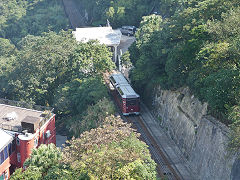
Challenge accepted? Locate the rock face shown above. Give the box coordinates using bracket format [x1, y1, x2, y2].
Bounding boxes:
[152, 86, 238, 180]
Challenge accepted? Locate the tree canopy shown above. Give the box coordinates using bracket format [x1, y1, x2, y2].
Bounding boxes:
[11, 116, 157, 179]
[130, 0, 240, 123]
[0, 0, 69, 43]
[74, 0, 165, 27]
[127, 0, 240, 154]
[63, 115, 157, 179]
[0, 0, 116, 138]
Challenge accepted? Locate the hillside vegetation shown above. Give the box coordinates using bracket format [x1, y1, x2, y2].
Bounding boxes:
[128, 0, 240, 155]
[130, 0, 240, 123]
[0, 0, 69, 43]
[1, 1, 158, 179]
[76, 0, 240, 155]
[1, 0, 239, 177]
[11, 116, 157, 179]
[0, 0, 117, 137]
[74, 0, 180, 27]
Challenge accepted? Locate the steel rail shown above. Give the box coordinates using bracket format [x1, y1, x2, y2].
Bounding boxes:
[124, 115, 182, 180]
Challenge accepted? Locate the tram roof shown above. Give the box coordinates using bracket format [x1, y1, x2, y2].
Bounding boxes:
[110, 73, 129, 86]
[116, 84, 139, 98]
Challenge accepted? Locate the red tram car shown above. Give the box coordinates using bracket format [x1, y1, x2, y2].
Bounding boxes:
[110, 73, 140, 115]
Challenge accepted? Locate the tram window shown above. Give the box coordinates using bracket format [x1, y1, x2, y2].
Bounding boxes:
[126, 99, 137, 106]
[116, 87, 124, 96]
[116, 91, 122, 102]
[110, 77, 116, 85]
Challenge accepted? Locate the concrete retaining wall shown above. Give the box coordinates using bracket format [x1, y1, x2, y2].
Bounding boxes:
[151, 86, 239, 180]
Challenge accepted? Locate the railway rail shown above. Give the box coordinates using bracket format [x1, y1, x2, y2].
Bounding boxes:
[107, 72, 185, 179]
[62, 0, 190, 177]
[123, 115, 183, 180]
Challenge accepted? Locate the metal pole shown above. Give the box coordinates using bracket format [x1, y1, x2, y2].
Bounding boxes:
[119, 49, 122, 72]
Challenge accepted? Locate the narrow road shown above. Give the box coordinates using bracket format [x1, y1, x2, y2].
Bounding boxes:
[124, 115, 183, 180]
[62, 0, 87, 29]
[140, 104, 195, 180]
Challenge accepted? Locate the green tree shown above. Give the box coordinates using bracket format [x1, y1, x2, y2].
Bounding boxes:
[1, 0, 69, 43]
[10, 144, 73, 180]
[10, 167, 42, 180]
[0, 31, 76, 105]
[69, 40, 115, 76]
[129, 0, 240, 123]
[53, 76, 109, 116]
[76, 0, 158, 27]
[0, 39, 16, 79]
[63, 115, 157, 179]
[53, 76, 112, 137]
[228, 106, 240, 158]
[0, 38, 15, 56]
[71, 97, 115, 136]
[24, 144, 62, 174]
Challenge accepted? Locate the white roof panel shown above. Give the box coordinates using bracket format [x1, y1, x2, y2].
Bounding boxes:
[0, 129, 13, 151]
[73, 27, 122, 46]
[110, 73, 129, 86]
[117, 84, 139, 98]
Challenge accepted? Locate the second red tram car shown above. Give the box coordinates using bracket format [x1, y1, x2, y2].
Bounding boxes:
[110, 73, 140, 115]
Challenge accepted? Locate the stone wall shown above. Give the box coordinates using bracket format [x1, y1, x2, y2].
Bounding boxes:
[151, 86, 238, 180]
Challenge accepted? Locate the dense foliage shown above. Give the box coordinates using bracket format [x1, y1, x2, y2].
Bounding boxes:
[1, 1, 157, 178]
[11, 116, 157, 179]
[127, 0, 240, 155]
[0, 0, 69, 43]
[74, 0, 180, 28]
[53, 76, 116, 137]
[3, 0, 239, 176]
[130, 0, 240, 123]
[63, 115, 157, 179]
[10, 144, 72, 180]
[0, 0, 116, 137]
[0, 31, 115, 137]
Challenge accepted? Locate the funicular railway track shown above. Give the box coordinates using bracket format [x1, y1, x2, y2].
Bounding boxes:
[123, 114, 183, 180]
[62, 0, 188, 176]
[107, 72, 184, 179]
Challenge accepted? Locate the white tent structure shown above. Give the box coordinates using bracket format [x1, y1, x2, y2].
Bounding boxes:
[72, 27, 122, 63]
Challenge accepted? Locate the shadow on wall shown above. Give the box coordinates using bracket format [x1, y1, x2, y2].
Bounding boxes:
[231, 158, 240, 180]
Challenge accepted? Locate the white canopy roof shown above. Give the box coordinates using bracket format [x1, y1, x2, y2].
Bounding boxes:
[73, 27, 122, 46]
[0, 129, 13, 151]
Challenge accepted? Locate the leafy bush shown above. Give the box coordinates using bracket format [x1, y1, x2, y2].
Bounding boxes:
[74, 0, 158, 28]
[228, 106, 240, 158]
[0, 0, 69, 43]
[63, 115, 157, 179]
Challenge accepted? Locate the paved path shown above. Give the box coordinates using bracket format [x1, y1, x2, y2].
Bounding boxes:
[62, 0, 86, 29]
[117, 35, 135, 55]
[140, 103, 195, 180]
[56, 134, 67, 149]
